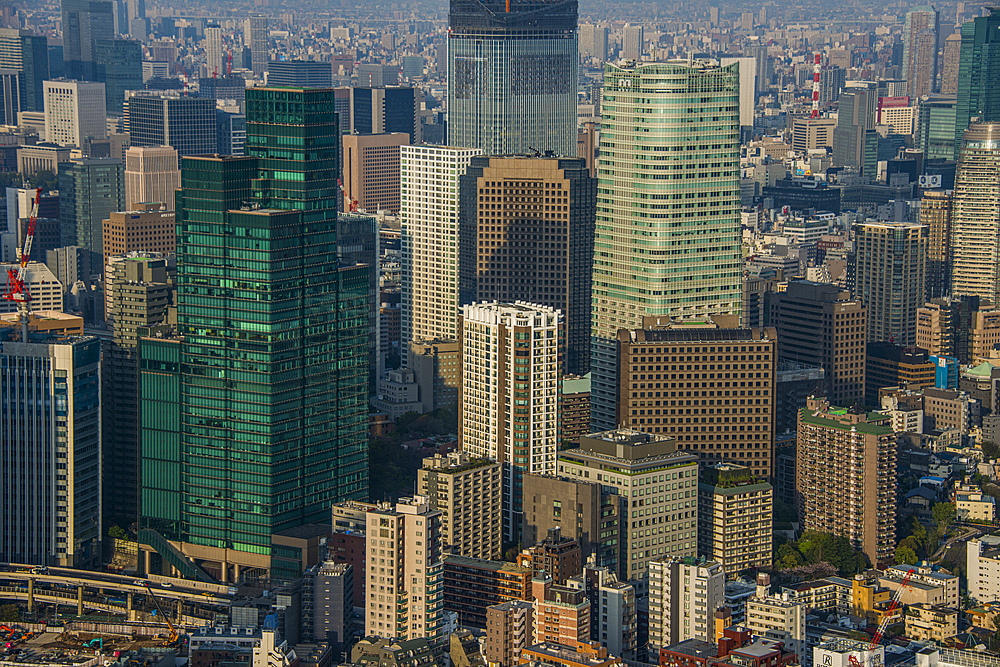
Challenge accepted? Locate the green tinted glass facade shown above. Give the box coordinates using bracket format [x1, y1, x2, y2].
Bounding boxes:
[590, 61, 743, 429]
[139, 336, 182, 540]
[955, 9, 1000, 157]
[150, 87, 369, 557]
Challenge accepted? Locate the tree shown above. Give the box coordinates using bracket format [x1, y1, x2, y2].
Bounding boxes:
[895, 544, 918, 565]
[984, 441, 1000, 462]
[776, 543, 804, 569]
[108, 525, 128, 540]
[990, 627, 1000, 653]
[933, 502, 957, 535]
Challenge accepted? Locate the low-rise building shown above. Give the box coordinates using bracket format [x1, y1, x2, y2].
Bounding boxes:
[531, 572, 591, 646]
[660, 628, 799, 667]
[443, 555, 533, 630]
[517, 527, 582, 586]
[955, 485, 997, 523]
[487, 600, 534, 667]
[813, 639, 883, 667]
[904, 604, 959, 642]
[781, 577, 853, 615]
[0, 262, 63, 314]
[419, 451, 502, 559]
[916, 647, 1000, 667]
[518, 642, 622, 667]
[885, 563, 959, 609]
[351, 638, 436, 667]
[746, 575, 808, 667]
[370, 367, 423, 418]
[567, 562, 637, 660]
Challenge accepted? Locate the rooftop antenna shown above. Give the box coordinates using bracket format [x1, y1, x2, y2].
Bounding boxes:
[810, 53, 821, 119]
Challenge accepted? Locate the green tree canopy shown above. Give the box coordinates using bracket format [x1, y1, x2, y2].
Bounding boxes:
[895, 544, 918, 566]
[933, 502, 957, 533]
[984, 441, 1000, 462]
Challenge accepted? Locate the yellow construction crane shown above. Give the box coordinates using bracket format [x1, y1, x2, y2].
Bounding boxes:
[145, 587, 179, 646]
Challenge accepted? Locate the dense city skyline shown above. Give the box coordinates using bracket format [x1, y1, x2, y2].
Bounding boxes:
[1, 1, 1000, 667]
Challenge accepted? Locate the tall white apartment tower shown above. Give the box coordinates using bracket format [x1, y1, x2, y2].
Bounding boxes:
[124, 145, 180, 209]
[205, 26, 224, 78]
[950, 123, 1000, 302]
[460, 301, 562, 542]
[43, 79, 107, 148]
[400, 145, 478, 363]
[364, 496, 444, 645]
[647, 558, 725, 653]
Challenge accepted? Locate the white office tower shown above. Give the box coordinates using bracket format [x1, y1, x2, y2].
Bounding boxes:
[205, 26, 224, 78]
[460, 301, 562, 542]
[364, 496, 444, 646]
[246, 15, 268, 76]
[124, 145, 180, 209]
[648, 557, 725, 652]
[43, 79, 107, 148]
[0, 336, 102, 568]
[399, 145, 478, 363]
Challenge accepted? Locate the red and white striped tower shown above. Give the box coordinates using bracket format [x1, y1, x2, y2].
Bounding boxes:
[811, 53, 821, 119]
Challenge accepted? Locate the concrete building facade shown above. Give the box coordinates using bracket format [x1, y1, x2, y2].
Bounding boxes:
[796, 398, 897, 568]
[417, 451, 502, 560]
[615, 317, 776, 479]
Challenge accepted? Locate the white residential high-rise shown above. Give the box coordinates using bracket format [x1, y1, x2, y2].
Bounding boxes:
[950, 123, 1000, 303]
[43, 79, 107, 148]
[124, 146, 180, 209]
[400, 145, 478, 362]
[460, 301, 561, 542]
[648, 557, 725, 653]
[364, 496, 444, 645]
[205, 26, 224, 77]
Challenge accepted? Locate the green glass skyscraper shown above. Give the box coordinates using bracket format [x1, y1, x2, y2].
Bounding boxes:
[141, 88, 368, 581]
[590, 60, 742, 429]
[954, 8, 1000, 158]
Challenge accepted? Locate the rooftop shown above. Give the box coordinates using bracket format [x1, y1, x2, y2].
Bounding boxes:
[521, 642, 614, 667]
[443, 555, 532, 574]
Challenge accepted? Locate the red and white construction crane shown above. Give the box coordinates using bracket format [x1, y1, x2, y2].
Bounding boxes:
[848, 568, 915, 667]
[1, 187, 42, 339]
[337, 178, 359, 213]
[810, 53, 821, 119]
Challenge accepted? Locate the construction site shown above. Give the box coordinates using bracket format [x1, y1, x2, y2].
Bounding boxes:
[0, 624, 179, 667]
